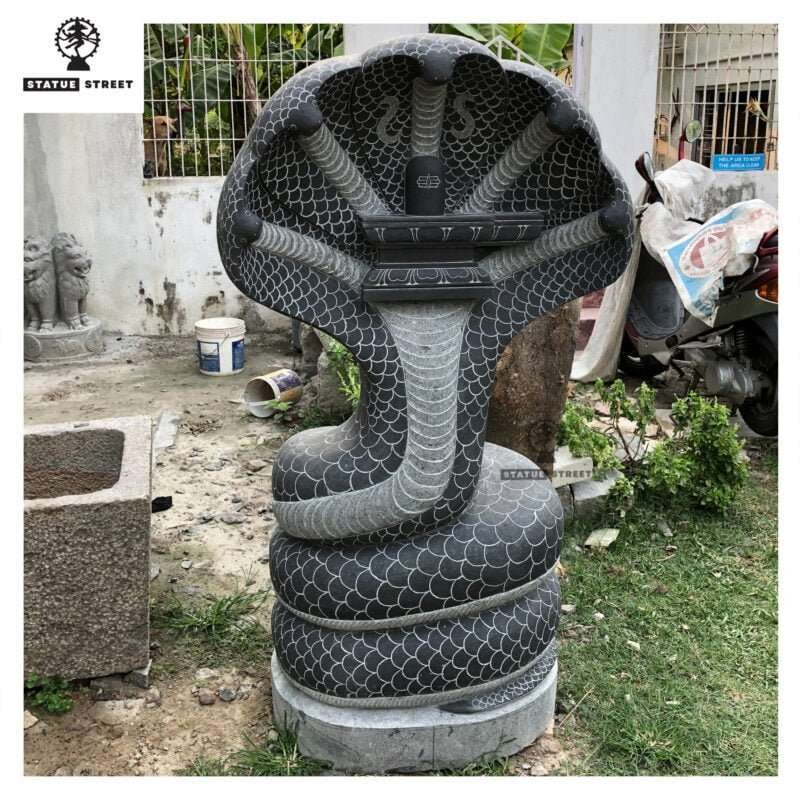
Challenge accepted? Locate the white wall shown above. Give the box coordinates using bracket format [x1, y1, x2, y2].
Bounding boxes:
[24, 114, 287, 336]
[573, 24, 661, 201]
[343, 24, 428, 55]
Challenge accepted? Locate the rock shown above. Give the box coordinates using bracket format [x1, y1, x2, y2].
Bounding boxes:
[180, 559, 193, 570]
[219, 512, 245, 525]
[560, 603, 576, 614]
[24, 710, 39, 730]
[626, 640, 641, 653]
[144, 687, 162, 707]
[124, 659, 152, 689]
[584, 527, 620, 549]
[218, 685, 237, 702]
[204, 461, 224, 472]
[149, 564, 161, 581]
[572, 469, 624, 517]
[53, 766, 72, 776]
[657, 520, 673, 538]
[267, 728, 279, 743]
[556, 485, 574, 524]
[195, 668, 219, 683]
[593, 612, 605, 622]
[90, 698, 145, 725]
[237, 683, 254, 700]
[198, 688, 216, 706]
[246, 459, 268, 473]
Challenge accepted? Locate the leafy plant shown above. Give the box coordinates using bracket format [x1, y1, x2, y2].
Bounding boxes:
[326, 340, 361, 410]
[431, 23, 573, 71]
[558, 399, 620, 476]
[595, 378, 657, 465]
[644, 392, 747, 512]
[264, 399, 296, 425]
[25, 674, 73, 715]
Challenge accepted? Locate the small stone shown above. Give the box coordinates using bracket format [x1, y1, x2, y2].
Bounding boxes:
[246, 459, 268, 472]
[124, 660, 152, 689]
[220, 512, 245, 525]
[149, 564, 161, 581]
[195, 668, 219, 683]
[181, 559, 193, 570]
[626, 640, 641, 652]
[53, 766, 72, 776]
[218, 685, 236, 702]
[624, 693, 633, 703]
[267, 728, 279, 743]
[593, 612, 605, 622]
[236, 683, 254, 700]
[204, 462, 224, 472]
[144, 687, 162, 707]
[24, 710, 39, 730]
[198, 688, 216, 706]
[560, 603, 576, 614]
[657, 520, 673, 538]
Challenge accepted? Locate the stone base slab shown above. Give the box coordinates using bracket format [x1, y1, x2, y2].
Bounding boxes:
[24, 317, 104, 362]
[271, 653, 557, 774]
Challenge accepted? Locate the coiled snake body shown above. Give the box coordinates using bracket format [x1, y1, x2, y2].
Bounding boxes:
[217, 34, 632, 712]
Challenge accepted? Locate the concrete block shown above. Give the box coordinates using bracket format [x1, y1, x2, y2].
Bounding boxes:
[24, 416, 152, 680]
[551, 446, 593, 489]
[571, 468, 623, 518]
[271, 654, 557, 774]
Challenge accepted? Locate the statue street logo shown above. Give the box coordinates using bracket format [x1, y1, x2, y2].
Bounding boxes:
[55, 18, 100, 71]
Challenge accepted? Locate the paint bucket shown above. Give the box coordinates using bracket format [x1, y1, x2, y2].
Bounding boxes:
[194, 317, 246, 376]
[244, 369, 303, 418]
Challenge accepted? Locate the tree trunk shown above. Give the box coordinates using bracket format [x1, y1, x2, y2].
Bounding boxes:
[487, 301, 580, 476]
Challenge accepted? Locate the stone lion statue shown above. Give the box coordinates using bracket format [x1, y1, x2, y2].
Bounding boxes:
[24, 236, 57, 331]
[52, 232, 92, 330]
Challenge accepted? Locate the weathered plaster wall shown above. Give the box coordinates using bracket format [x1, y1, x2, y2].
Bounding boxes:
[24, 113, 288, 336]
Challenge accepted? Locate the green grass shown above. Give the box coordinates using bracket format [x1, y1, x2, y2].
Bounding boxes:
[554, 446, 777, 775]
[150, 588, 272, 675]
[178, 728, 327, 776]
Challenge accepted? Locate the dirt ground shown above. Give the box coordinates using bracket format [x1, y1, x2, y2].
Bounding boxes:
[24, 332, 578, 777]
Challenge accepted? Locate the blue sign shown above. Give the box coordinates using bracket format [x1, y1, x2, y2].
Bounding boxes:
[712, 153, 766, 171]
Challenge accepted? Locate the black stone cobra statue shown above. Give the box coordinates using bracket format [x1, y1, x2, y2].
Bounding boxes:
[217, 34, 632, 719]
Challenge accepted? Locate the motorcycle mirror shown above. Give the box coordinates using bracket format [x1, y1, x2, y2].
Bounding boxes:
[635, 151, 656, 183]
[684, 119, 702, 143]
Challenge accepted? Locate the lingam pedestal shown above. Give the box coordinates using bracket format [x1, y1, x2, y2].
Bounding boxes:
[217, 33, 632, 773]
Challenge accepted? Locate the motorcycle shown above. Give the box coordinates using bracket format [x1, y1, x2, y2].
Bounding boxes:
[619, 149, 778, 436]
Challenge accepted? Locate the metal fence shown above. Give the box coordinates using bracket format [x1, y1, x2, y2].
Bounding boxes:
[654, 24, 779, 171]
[143, 23, 343, 178]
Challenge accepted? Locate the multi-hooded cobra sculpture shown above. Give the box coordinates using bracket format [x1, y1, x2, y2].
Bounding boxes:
[217, 33, 633, 771]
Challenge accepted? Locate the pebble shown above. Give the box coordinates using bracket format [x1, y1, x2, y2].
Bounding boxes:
[267, 729, 279, 743]
[657, 520, 673, 538]
[204, 462, 224, 472]
[24, 710, 39, 730]
[593, 612, 605, 622]
[246, 459, 269, 472]
[218, 686, 237, 702]
[180, 559, 193, 570]
[220, 512, 245, 525]
[195, 668, 219, 682]
[198, 688, 216, 706]
[144, 687, 162, 707]
[626, 640, 641, 652]
[150, 565, 161, 581]
[560, 603, 576, 614]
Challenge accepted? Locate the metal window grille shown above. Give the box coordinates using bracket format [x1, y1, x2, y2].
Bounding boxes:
[143, 23, 343, 178]
[654, 23, 778, 171]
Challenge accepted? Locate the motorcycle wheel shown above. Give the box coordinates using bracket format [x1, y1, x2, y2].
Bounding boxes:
[740, 365, 778, 436]
[618, 332, 668, 378]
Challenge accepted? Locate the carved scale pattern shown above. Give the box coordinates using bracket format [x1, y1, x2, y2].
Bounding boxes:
[217, 34, 633, 710]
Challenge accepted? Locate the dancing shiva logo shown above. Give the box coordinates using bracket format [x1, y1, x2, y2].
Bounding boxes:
[55, 17, 100, 71]
[23, 17, 135, 93]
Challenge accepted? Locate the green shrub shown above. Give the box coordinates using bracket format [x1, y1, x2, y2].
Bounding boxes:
[326, 340, 361, 410]
[558, 399, 620, 475]
[644, 392, 746, 512]
[25, 674, 73, 715]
